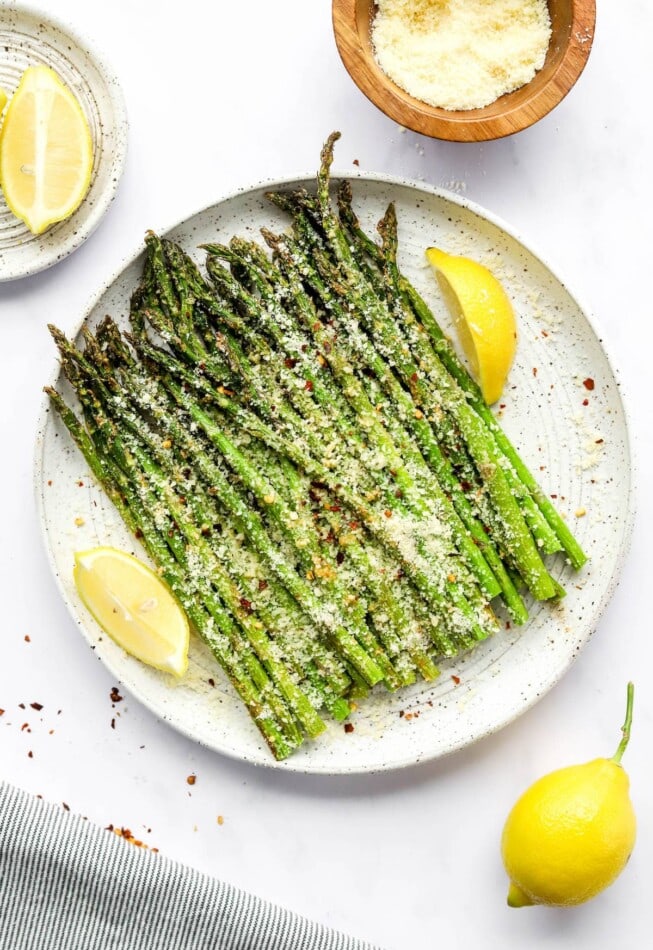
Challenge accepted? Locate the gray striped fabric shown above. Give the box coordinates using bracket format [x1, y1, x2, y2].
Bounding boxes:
[0, 782, 381, 950]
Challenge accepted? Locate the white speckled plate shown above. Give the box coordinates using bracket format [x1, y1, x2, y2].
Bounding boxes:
[0, 3, 127, 281]
[35, 173, 634, 773]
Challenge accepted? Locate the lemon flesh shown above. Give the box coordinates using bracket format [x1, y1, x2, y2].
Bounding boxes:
[501, 759, 636, 906]
[74, 547, 190, 677]
[0, 65, 93, 234]
[426, 247, 517, 405]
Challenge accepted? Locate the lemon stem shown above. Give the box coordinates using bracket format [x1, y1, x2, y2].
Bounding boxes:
[612, 682, 635, 764]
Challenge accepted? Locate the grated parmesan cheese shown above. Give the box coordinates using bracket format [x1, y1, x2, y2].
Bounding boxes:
[371, 0, 552, 111]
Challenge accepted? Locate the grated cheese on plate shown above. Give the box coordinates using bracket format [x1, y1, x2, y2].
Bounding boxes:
[371, 0, 552, 112]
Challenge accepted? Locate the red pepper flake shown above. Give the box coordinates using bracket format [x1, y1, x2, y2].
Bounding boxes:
[499, 404, 506, 409]
[399, 710, 405, 718]
[550, 493, 558, 499]
[24, 635, 31, 643]
[352, 158, 360, 167]
[239, 598, 252, 613]
[344, 723, 354, 734]
[18, 703, 25, 710]
[28, 751, 33, 758]
[30, 702, 43, 711]
[77, 480, 84, 487]
[21, 723, 30, 732]
[47, 480, 53, 487]
[583, 377, 595, 391]
[410, 372, 418, 383]
[349, 521, 359, 530]
[451, 675, 461, 685]
[582, 398, 589, 407]
[532, 367, 538, 377]
[460, 479, 472, 492]
[257, 579, 269, 592]
[0, 709, 4, 716]
[304, 379, 314, 392]
[541, 330, 549, 338]
[110, 687, 123, 704]
[186, 774, 196, 786]
[323, 342, 332, 354]
[284, 357, 297, 369]
[595, 438, 604, 444]
[108, 826, 151, 849]
[384, 509, 392, 518]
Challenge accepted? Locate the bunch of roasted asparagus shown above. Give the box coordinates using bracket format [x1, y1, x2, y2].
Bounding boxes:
[46, 134, 585, 759]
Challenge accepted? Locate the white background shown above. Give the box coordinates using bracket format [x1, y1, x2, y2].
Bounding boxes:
[1, 2, 651, 947]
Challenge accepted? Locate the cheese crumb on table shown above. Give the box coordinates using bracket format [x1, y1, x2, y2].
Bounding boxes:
[371, 0, 552, 111]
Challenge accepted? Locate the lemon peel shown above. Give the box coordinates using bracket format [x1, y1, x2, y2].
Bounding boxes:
[426, 247, 517, 405]
[74, 546, 190, 677]
[0, 65, 93, 234]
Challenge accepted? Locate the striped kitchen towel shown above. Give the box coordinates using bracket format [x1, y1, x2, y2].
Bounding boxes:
[0, 782, 381, 950]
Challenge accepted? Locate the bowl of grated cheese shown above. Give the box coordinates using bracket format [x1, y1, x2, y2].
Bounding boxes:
[332, 0, 595, 142]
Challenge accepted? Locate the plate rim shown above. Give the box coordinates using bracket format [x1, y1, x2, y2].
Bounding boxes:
[33, 168, 637, 774]
[0, 1, 129, 282]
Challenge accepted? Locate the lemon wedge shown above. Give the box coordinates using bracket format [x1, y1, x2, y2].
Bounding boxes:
[0, 65, 93, 234]
[426, 247, 517, 405]
[0, 87, 7, 116]
[74, 547, 190, 677]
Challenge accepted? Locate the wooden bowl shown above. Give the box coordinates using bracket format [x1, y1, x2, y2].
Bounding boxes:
[332, 0, 596, 142]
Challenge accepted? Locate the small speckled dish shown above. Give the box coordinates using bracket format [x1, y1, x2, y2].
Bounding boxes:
[0, 3, 128, 281]
[35, 174, 634, 774]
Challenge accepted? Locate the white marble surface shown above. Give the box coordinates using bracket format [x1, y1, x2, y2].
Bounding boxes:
[1, 1, 651, 947]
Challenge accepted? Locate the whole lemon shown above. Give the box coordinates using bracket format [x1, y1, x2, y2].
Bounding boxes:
[501, 683, 636, 907]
